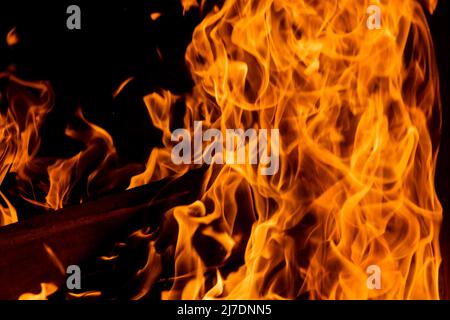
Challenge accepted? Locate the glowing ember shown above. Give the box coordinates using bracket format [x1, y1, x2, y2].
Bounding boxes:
[6, 27, 19, 47]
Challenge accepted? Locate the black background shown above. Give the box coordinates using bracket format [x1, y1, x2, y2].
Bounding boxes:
[0, 0, 203, 164]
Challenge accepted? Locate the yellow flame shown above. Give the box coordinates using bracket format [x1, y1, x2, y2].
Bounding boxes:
[181, 0, 199, 14]
[0, 191, 18, 226]
[132, 0, 442, 299]
[3, 0, 443, 300]
[68, 291, 102, 298]
[19, 283, 58, 300]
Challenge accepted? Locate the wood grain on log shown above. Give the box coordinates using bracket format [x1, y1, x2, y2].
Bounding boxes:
[0, 170, 203, 300]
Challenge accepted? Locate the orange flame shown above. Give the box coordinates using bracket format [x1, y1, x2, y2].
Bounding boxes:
[131, 0, 443, 299]
[18, 283, 58, 300]
[0, 74, 53, 225]
[6, 27, 19, 47]
[1, 0, 443, 300]
[181, 0, 199, 14]
[150, 12, 162, 21]
[0, 72, 135, 220]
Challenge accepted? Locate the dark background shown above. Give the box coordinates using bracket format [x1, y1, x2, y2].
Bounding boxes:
[427, 0, 450, 299]
[0, 0, 202, 165]
[0, 0, 449, 298]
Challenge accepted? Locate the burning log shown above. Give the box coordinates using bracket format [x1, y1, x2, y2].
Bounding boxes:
[0, 169, 203, 300]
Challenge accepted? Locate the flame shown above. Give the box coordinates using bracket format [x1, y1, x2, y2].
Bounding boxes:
[1, 0, 443, 300]
[113, 77, 134, 98]
[68, 291, 102, 299]
[131, 0, 442, 299]
[0, 191, 17, 226]
[0, 73, 53, 225]
[181, 0, 200, 14]
[18, 283, 58, 300]
[0, 72, 136, 220]
[45, 108, 121, 210]
[6, 27, 19, 47]
[0, 72, 138, 297]
[43, 243, 66, 275]
[150, 12, 162, 21]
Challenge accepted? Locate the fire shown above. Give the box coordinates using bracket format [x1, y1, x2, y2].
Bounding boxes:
[0, 72, 135, 220]
[150, 12, 162, 22]
[181, 0, 200, 14]
[6, 27, 19, 47]
[1, 0, 443, 300]
[132, 0, 442, 299]
[18, 283, 58, 300]
[0, 74, 53, 225]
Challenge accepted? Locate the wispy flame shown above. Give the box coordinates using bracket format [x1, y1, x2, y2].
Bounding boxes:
[133, 0, 442, 299]
[3, 0, 443, 300]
